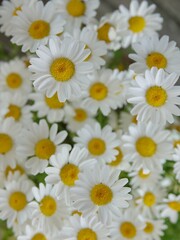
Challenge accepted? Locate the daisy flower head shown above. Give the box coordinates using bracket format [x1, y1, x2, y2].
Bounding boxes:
[45, 146, 96, 205]
[129, 35, 180, 75]
[74, 122, 120, 164]
[122, 121, 172, 171]
[173, 145, 180, 182]
[29, 183, 69, 232]
[10, 0, 65, 53]
[18, 119, 68, 175]
[71, 164, 132, 224]
[0, 175, 34, 228]
[128, 67, 180, 125]
[60, 215, 109, 240]
[29, 36, 93, 102]
[119, 0, 163, 48]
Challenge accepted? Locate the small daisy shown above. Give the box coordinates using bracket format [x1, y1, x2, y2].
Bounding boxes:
[169, 129, 180, 149]
[29, 36, 93, 102]
[11, 0, 66, 52]
[60, 215, 109, 239]
[129, 35, 180, 75]
[71, 164, 132, 224]
[74, 122, 119, 163]
[18, 119, 68, 175]
[127, 67, 180, 125]
[0, 175, 34, 228]
[119, 0, 163, 47]
[45, 146, 96, 205]
[173, 145, 180, 182]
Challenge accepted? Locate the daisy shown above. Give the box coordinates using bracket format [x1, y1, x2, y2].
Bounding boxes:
[45, 146, 96, 205]
[60, 215, 109, 239]
[17, 119, 68, 175]
[74, 122, 119, 163]
[119, 0, 163, 47]
[29, 36, 93, 102]
[29, 183, 69, 231]
[10, 0, 66, 52]
[71, 164, 132, 224]
[129, 35, 180, 75]
[173, 145, 180, 182]
[0, 175, 34, 228]
[127, 67, 180, 125]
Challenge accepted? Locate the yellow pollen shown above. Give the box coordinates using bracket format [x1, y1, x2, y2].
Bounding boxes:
[120, 222, 137, 238]
[72, 210, 82, 216]
[50, 57, 75, 82]
[90, 183, 113, 206]
[128, 16, 146, 33]
[45, 93, 65, 109]
[174, 140, 180, 148]
[5, 104, 21, 121]
[97, 23, 113, 43]
[6, 73, 22, 89]
[136, 137, 156, 157]
[40, 196, 57, 216]
[108, 147, 123, 166]
[131, 115, 138, 124]
[60, 163, 79, 186]
[13, 6, 22, 16]
[9, 191, 27, 211]
[168, 201, 180, 211]
[77, 228, 97, 240]
[88, 138, 106, 156]
[66, 0, 86, 17]
[146, 86, 167, 107]
[146, 52, 167, 69]
[144, 222, 154, 234]
[28, 20, 50, 39]
[90, 82, 108, 101]
[143, 192, 156, 207]
[74, 108, 87, 122]
[35, 139, 56, 159]
[32, 233, 47, 240]
[5, 165, 24, 177]
[138, 169, 151, 179]
[0, 133, 13, 154]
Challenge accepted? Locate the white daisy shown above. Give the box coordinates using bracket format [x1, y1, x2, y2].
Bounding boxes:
[173, 145, 180, 182]
[74, 122, 120, 163]
[29, 36, 93, 102]
[119, 0, 163, 48]
[129, 35, 180, 75]
[127, 67, 180, 125]
[10, 0, 65, 52]
[18, 119, 68, 175]
[71, 164, 132, 224]
[122, 122, 172, 171]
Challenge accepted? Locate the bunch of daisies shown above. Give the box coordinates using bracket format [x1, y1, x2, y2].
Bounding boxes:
[0, 0, 180, 239]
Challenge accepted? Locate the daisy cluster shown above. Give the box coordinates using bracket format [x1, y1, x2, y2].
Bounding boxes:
[0, 0, 180, 239]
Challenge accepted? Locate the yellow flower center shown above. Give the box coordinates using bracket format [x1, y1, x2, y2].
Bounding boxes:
[74, 108, 87, 122]
[6, 73, 22, 89]
[168, 201, 180, 211]
[128, 16, 146, 33]
[108, 147, 123, 166]
[144, 222, 154, 234]
[120, 222, 137, 238]
[136, 137, 156, 157]
[88, 138, 106, 156]
[143, 192, 156, 207]
[5, 165, 24, 177]
[138, 169, 151, 179]
[5, 104, 21, 121]
[40, 196, 57, 216]
[146, 86, 167, 107]
[28, 20, 50, 39]
[72, 210, 82, 216]
[0, 133, 13, 154]
[77, 228, 97, 240]
[45, 93, 65, 109]
[90, 82, 108, 101]
[90, 183, 113, 206]
[66, 0, 86, 17]
[97, 23, 113, 43]
[13, 6, 22, 16]
[50, 58, 75, 82]
[131, 115, 138, 124]
[146, 52, 167, 69]
[9, 191, 27, 211]
[60, 163, 80, 186]
[174, 140, 180, 148]
[32, 233, 47, 240]
[35, 139, 56, 159]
